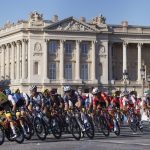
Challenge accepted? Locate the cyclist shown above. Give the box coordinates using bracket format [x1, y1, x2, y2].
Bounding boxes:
[28, 85, 45, 112]
[92, 88, 109, 114]
[28, 85, 51, 124]
[50, 89, 64, 110]
[3, 88, 17, 138]
[63, 86, 87, 131]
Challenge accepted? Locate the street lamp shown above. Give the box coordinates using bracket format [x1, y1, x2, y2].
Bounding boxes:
[123, 69, 128, 91]
[140, 65, 145, 96]
[147, 75, 150, 89]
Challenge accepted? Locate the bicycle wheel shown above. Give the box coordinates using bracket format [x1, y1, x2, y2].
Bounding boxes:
[34, 117, 47, 140]
[99, 116, 110, 137]
[23, 119, 32, 140]
[51, 117, 62, 139]
[15, 126, 24, 144]
[114, 120, 120, 136]
[130, 122, 137, 133]
[85, 116, 95, 139]
[0, 125, 5, 145]
[70, 117, 81, 140]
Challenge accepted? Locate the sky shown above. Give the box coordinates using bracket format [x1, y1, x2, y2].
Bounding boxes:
[1, 0, 150, 27]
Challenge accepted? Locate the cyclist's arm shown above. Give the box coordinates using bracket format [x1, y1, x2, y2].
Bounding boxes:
[8, 95, 16, 112]
[22, 93, 29, 107]
[64, 95, 69, 111]
[28, 97, 33, 111]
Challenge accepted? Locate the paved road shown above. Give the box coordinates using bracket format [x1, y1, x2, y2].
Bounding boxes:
[1, 125, 150, 150]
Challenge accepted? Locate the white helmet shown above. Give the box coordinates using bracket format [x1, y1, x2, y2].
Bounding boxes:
[86, 94, 89, 97]
[29, 85, 37, 92]
[92, 88, 99, 95]
[122, 90, 129, 96]
[64, 86, 72, 92]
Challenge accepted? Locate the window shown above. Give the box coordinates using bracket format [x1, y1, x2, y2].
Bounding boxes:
[49, 63, 56, 80]
[48, 41, 57, 53]
[34, 62, 39, 75]
[81, 42, 88, 54]
[81, 63, 88, 80]
[65, 64, 72, 80]
[65, 42, 72, 54]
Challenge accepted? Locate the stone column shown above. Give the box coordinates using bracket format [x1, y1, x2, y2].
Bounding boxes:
[59, 40, 64, 81]
[11, 42, 15, 80]
[75, 40, 81, 80]
[108, 42, 113, 82]
[43, 39, 49, 82]
[1, 45, 5, 79]
[123, 42, 127, 72]
[6, 44, 10, 78]
[138, 43, 142, 82]
[22, 39, 26, 79]
[91, 41, 96, 81]
[16, 41, 20, 80]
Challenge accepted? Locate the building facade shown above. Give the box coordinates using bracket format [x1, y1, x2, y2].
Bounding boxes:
[0, 12, 149, 95]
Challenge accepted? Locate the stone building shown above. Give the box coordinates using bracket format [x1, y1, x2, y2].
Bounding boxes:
[0, 12, 149, 94]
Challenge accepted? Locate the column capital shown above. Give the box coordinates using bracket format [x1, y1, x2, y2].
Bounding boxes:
[92, 40, 97, 44]
[16, 40, 21, 45]
[60, 39, 65, 43]
[76, 40, 82, 43]
[137, 43, 143, 48]
[6, 43, 11, 48]
[11, 41, 16, 46]
[22, 39, 28, 43]
[44, 38, 49, 42]
[123, 41, 128, 46]
[1, 44, 6, 49]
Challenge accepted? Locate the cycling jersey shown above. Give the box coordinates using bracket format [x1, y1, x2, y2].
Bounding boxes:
[92, 93, 106, 108]
[0, 92, 8, 105]
[110, 97, 120, 108]
[0, 92, 11, 111]
[122, 96, 134, 108]
[64, 90, 81, 107]
[12, 93, 25, 107]
[50, 94, 63, 108]
[29, 92, 44, 108]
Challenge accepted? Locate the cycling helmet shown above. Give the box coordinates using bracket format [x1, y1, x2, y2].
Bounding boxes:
[122, 90, 129, 96]
[41, 87, 49, 93]
[43, 89, 49, 93]
[14, 88, 20, 93]
[86, 94, 89, 97]
[4, 88, 11, 96]
[50, 89, 57, 96]
[29, 85, 37, 92]
[64, 86, 72, 92]
[92, 88, 99, 95]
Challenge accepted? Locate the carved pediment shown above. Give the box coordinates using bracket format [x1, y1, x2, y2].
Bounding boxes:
[45, 17, 98, 32]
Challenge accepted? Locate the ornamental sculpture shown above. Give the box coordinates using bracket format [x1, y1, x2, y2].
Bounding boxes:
[55, 20, 92, 31]
[91, 14, 106, 25]
[33, 42, 43, 56]
[34, 42, 42, 52]
[28, 11, 43, 26]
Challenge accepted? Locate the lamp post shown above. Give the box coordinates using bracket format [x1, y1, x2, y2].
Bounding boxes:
[140, 65, 145, 96]
[123, 69, 128, 91]
[147, 75, 150, 90]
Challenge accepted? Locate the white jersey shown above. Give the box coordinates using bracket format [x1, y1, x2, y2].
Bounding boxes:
[89, 93, 93, 104]
[21, 92, 29, 104]
[8, 95, 18, 105]
[122, 96, 134, 106]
